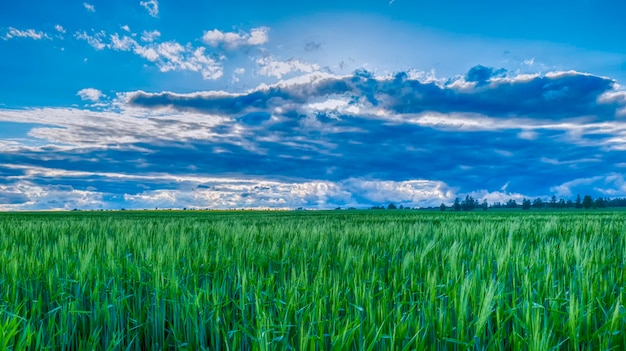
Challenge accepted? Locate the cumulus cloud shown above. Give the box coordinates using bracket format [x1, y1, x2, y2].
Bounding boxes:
[139, 0, 159, 17]
[77, 88, 104, 102]
[202, 27, 269, 48]
[55, 25, 66, 34]
[4, 27, 51, 40]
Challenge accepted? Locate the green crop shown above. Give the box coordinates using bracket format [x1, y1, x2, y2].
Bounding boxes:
[0, 210, 625, 350]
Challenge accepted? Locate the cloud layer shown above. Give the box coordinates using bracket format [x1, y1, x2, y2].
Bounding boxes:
[1, 67, 626, 209]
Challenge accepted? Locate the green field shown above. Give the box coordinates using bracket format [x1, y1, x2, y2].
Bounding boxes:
[1, 210, 625, 350]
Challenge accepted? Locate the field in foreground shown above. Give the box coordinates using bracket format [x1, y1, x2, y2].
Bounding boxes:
[1, 210, 625, 350]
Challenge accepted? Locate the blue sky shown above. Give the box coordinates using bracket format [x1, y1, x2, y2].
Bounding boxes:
[1, 0, 626, 210]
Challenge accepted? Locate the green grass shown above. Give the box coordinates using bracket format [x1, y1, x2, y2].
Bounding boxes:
[1, 210, 625, 350]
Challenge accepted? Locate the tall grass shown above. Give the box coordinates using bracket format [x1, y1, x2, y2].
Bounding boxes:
[0, 210, 625, 350]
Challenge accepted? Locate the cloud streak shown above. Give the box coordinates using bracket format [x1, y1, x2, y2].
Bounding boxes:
[202, 27, 269, 48]
[3, 27, 51, 40]
[83, 2, 95, 12]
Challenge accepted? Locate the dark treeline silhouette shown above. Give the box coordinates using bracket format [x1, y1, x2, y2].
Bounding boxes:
[374, 194, 626, 211]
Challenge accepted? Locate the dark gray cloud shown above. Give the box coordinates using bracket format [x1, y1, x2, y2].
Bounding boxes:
[128, 67, 622, 120]
[304, 41, 322, 52]
[127, 89, 296, 115]
[466, 65, 506, 85]
[0, 191, 29, 204]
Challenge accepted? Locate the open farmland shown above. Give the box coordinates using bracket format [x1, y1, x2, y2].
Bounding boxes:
[1, 210, 625, 350]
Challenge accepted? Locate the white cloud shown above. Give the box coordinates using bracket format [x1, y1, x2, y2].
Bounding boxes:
[4, 27, 51, 40]
[550, 176, 604, 197]
[110, 33, 136, 51]
[598, 89, 626, 115]
[76, 30, 224, 80]
[0, 106, 229, 146]
[145, 41, 223, 79]
[134, 45, 159, 61]
[248, 27, 269, 45]
[141, 30, 160, 42]
[0, 181, 105, 211]
[202, 27, 269, 48]
[74, 30, 107, 50]
[83, 2, 95, 12]
[345, 179, 454, 206]
[540, 157, 601, 166]
[467, 189, 528, 204]
[139, 0, 159, 17]
[517, 130, 538, 140]
[55, 25, 66, 34]
[121, 25, 131, 32]
[0, 162, 458, 209]
[256, 56, 321, 79]
[77, 88, 104, 102]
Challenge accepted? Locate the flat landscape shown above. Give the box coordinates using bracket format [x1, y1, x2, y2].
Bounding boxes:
[1, 210, 625, 350]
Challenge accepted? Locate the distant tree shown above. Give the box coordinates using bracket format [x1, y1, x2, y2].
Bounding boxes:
[507, 199, 518, 208]
[462, 195, 476, 211]
[558, 198, 566, 209]
[575, 194, 582, 209]
[399, 204, 404, 210]
[582, 195, 594, 209]
[532, 198, 544, 209]
[607, 198, 626, 207]
[566, 200, 573, 208]
[440, 203, 446, 211]
[387, 203, 397, 210]
[482, 199, 488, 211]
[595, 197, 606, 208]
[550, 195, 557, 208]
[453, 198, 461, 211]
[522, 198, 531, 210]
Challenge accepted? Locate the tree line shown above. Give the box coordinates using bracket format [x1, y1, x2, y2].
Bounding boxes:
[437, 194, 623, 211]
